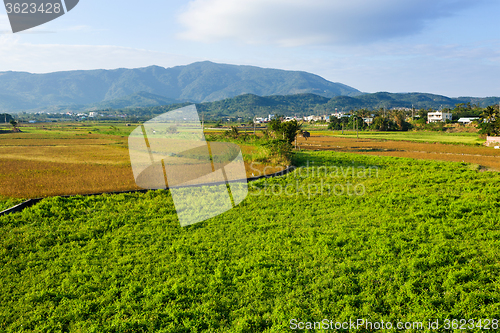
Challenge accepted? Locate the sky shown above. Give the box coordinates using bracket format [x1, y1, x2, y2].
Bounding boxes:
[0, 0, 499, 97]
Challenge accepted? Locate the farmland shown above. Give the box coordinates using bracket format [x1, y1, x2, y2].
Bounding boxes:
[0, 196, 22, 212]
[308, 130, 484, 145]
[1, 121, 500, 331]
[0, 123, 285, 199]
[1, 123, 498, 200]
[296, 135, 500, 171]
[1, 150, 500, 331]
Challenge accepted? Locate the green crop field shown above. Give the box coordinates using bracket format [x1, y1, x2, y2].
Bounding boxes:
[308, 130, 485, 145]
[1, 150, 499, 332]
[0, 197, 23, 212]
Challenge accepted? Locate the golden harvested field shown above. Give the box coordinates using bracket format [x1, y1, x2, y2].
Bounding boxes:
[0, 125, 137, 198]
[297, 135, 500, 171]
[0, 124, 284, 199]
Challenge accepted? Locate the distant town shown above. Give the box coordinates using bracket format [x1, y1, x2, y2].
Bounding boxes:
[4, 108, 481, 127]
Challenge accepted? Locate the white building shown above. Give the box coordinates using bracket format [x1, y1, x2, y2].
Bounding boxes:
[458, 117, 479, 125]
[331, 111, 348, 119]
[428, 111, 452, 123]
[304, 115, 325, 122]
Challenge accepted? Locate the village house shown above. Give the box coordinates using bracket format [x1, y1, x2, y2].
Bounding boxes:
[428, 111, 452, 123]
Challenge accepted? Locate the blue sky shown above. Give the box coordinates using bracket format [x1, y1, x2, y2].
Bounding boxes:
[1, 0, 499, 97]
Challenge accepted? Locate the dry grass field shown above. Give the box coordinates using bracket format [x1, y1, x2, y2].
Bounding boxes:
[297, 135, 500, 171]
[0, 124, 138, 198]
[0, 123, 284, 199]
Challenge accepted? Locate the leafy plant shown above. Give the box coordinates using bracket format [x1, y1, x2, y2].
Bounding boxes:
[1, 152, 500, 331]
[478, 105, 500, 136]
[224, 126, 239, 138]
[166, 125, 178, 134]
[267, 117, 302, 144]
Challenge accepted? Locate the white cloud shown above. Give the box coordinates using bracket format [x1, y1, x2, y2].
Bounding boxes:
[177, 0, 486, 46]
[0, 37, 200, 73]
[0, 14, 10, 32]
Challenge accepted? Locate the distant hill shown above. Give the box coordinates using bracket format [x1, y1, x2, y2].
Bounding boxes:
[196, 93, 331, 118]
[0, 61, 362, 112]
[324, 92, 500, 110]
[326, 92, 467, 110]
[195, 92, 500, 118]
[124, 92, 499, 120]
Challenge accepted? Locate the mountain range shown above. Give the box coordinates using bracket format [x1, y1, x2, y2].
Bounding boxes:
[124, 93, 499, 120]
[0, 61, 361, 112]
[1, 61, 498, 115]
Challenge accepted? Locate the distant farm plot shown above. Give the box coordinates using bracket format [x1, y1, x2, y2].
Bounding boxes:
[297, 134, 500, 171]
[309, 130, 485, 145]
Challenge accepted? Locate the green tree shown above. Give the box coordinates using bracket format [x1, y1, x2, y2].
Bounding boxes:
[1, 113, 13, 123]
[370, 116, 399, 131]
[224, 126, 239, 138]
[281, 120, 303, 144]
[348, 115, 367, 130]
[267, 117, 302, 144]
[267, 116, 283, 134]
[478, 105, 500, 136]
[166, 125, 178, 134]
[391, 110, 412, 131]
[328, 117, 342, 130]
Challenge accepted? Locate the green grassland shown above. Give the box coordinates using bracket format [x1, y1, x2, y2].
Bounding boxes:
[1, 151, 500, 332]
[307, 130, 485, 145]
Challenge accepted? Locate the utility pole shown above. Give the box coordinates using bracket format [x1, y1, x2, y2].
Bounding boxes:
[356, 116, 359, 139]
